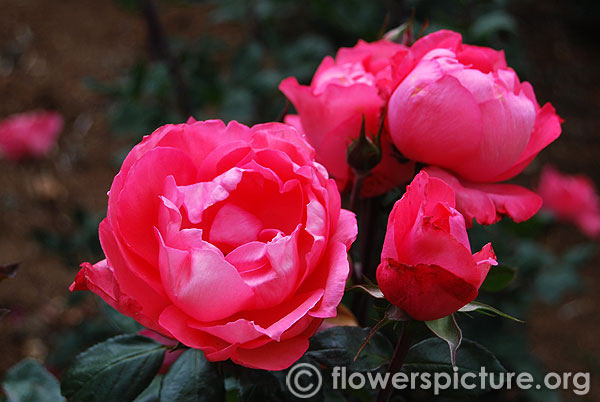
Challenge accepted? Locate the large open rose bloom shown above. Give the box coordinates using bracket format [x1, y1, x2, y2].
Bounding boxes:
[388, 30, 562, 225]
[71, 120, 357, 370]
[538, 165, 600, 238]
[280, 39, 415, 197]
[0, 110, 63, 160]
[376, 171, 497, 321]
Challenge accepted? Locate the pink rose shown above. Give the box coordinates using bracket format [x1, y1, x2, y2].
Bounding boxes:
[387, 30, 561, 224]
[0, 110, 63, 160]
[376, 171, 497, 321]
[279, 39, 415, 197]
[71, 120, 357, 370]
[538, 165, 600, 238]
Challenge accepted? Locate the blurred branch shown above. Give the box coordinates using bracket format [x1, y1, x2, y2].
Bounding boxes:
[138, 0, 192, 117]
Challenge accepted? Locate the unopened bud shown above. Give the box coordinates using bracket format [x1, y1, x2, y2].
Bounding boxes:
[347, 115, 381, 174]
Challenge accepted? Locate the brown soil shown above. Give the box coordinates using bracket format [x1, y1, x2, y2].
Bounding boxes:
[0, 0, 143, 372]
[0, 1, 598, 401]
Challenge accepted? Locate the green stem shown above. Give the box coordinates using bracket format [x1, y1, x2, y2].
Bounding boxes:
[349, 171, 366, 285]
[349, 171, 366, 216]
[376, 322, 413, 402]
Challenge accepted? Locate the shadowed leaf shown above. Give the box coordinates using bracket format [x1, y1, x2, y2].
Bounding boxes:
[425, 314, 462, 366]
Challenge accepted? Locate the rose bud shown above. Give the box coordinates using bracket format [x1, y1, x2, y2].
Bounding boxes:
[376, 171, 497, 321]
[346, 116, 381, 175]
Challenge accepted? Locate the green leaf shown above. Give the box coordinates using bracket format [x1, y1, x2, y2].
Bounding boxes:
[563, 244, 596, 267]
[383, 22, 409, 42]
[272, 356, 326, 402]
[458, 301, 524, 322]
[2, 359, 65, 402]
[425, 315, 462, 367]
[237, 369, 281, 402]
[307, 327, 394, 372]
[470, 11, 517, 40]
[403, 338, 505, 396]
[100, 300, 143, 333]
[346, 284, 385, 299]
[481, 265, 516, 292]
[133, 375, 163, 402]
[61, 334, 165, 402]
[159, 349, 225, 402]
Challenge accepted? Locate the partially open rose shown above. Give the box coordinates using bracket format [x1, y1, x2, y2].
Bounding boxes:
[280, 39, 415, 197]
[389, 30, 561, 183]
[71, 120, 357, 370]
[387, 30, 561, 225]
[376, 171, 497, 321]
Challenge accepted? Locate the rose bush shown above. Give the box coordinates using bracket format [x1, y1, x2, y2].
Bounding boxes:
[538, 165, 600, 238]
[71, 119, 357, 370]
[376, 171, 497, 321]
[0, 110, 63, 160]
[387, 30, 562, 225]
[279, 39, 415, 197]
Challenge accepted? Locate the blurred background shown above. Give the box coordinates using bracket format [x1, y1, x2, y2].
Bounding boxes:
[0, 0, 599, 400]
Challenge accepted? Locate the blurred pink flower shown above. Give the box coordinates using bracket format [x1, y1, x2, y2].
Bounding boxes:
[0, 110, 63, 160]
[538, 165, 600, 238]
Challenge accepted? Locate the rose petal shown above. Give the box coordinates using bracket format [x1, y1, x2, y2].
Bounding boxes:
[409, 29, 462, 60]
[116, 147, 197, 265]
[305, 242, 351, 318]
[452, 91, 536, 181]
[388, 72, 483, 168]
[100, 219, 169, 323]
[425, 167, 542, 226]
[158, 305, 230, 353]
[376, 259, 478, 321]
[457, 45, 507, 73]
[192, 290, 323, 343]
[232, 337, 310, 371]
[157, 230, 255, 322]
[492, 103, 562, 182]
[239, 227, 301, 309]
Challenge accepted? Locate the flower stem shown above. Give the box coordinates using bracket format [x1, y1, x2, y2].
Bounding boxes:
[376, 322, 413, 402]
[349, 171, 366, 286]
[349, 171, 366, 216]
